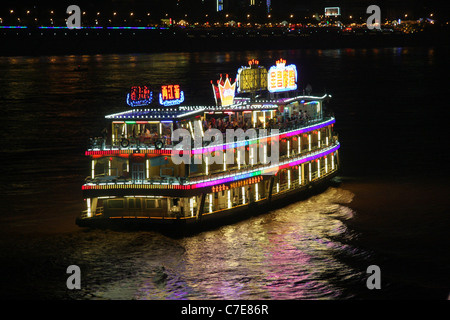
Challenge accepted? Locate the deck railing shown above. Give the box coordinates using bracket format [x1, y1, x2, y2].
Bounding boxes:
[87, 116, 333, 151]
[83, 140, 339, 189]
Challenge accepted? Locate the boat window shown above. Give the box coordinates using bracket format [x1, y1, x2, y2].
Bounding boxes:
[146, 199, 161, 209]
[128, 199, 135, 209]
[108, 199, 124, 209]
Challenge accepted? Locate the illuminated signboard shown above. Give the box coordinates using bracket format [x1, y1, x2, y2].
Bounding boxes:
[219, 76, 236, 107]
[211, 176, 263, 192]
[325, 7, 340, 16]
[127, 86, 153, 107]
[211, 74, 236, 107]
[236, 59, 268, 93]
[159, 84, 185, 106]
[267, 59, 297, 93]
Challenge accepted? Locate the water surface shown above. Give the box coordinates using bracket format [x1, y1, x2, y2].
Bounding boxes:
[0, 47, 448, 300]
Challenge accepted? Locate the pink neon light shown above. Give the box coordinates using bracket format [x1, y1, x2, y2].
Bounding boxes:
[83, 143, 339, 192]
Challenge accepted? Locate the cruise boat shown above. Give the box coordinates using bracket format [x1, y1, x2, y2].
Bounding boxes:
[76, 59, 340, 231]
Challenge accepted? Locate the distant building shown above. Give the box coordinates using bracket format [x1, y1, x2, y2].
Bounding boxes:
[217, 0, 224, 11]
[324, 7, 341, 17]
[320, 0, 415, 20]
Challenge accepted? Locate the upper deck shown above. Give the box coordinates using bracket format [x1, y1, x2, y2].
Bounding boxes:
[86, 94, 332, 155]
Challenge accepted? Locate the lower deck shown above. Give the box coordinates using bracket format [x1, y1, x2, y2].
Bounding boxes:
[77, 161, 339, 228]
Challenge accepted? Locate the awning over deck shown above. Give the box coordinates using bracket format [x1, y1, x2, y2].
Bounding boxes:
[105, 106, 207, 121]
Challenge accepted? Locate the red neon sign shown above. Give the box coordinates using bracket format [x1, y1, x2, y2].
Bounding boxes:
[130, 86, 151, 101]
[159, 85, 185, 106]
[161, 85, 181, 101]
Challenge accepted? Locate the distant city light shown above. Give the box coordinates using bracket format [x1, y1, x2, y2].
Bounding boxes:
[0, 3, 442, 31]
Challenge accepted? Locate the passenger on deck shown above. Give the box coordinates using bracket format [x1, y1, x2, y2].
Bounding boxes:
[138, 132, 145, 144]
[303, 111, 309, 122]
[144, 128, 151, 138]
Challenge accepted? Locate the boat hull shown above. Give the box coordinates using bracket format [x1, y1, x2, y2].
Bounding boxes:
[75, 171, 339, 234]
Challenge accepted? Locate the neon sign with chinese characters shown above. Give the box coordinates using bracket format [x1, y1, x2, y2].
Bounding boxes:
[236, 59, 268, 93]
[267, 59, 297, 93]
[159, 85, 185, 106]
[127, 86, 153, 107]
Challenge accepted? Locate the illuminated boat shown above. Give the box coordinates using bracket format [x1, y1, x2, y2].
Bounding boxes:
[76, 59, 341, 231]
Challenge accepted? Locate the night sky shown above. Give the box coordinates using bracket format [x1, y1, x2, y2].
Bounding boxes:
[0, 0, 449, 20]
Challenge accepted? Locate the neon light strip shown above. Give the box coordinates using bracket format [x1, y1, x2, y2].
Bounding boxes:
[277, 94, 329, 105]
[82, 183, 189, 190]
[86, 118, 334, 156]
[0, 26, 27, 29]
[194, 170, 262, 188]
[107, 27, 168, 30]
[82, 143, 339, 191]
[38, 26, 103, 29]
[282, 118, 334, 138]
[192, 143, 340, 189]
[192, 117, 335, 154]
[279, 144, 340, 169]
[85, 149, 175, 156]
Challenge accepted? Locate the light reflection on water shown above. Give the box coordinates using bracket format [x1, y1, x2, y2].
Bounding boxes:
[74, 187, 369, 300]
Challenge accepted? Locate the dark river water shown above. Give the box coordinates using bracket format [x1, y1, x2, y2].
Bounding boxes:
[0, 47, 449, 301]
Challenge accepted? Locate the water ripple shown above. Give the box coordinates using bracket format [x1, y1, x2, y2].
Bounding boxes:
[68, 187, 371, 300]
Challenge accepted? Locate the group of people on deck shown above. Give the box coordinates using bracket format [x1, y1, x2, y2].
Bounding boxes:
[139, 129, 172, 146]
[201, 109, 310, 134]
[100, 108, 313, 149]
